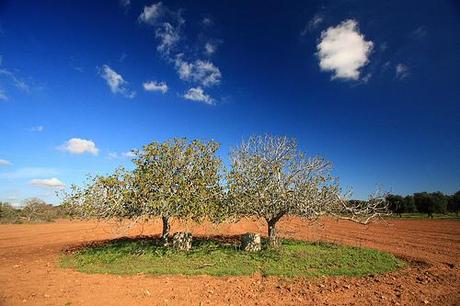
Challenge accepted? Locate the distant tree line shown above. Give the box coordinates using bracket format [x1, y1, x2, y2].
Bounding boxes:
[385, 191, 460, 218]
[0, 198, 67, 223]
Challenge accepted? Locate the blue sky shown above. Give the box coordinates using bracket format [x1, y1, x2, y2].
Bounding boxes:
[0, 0, 459, 204]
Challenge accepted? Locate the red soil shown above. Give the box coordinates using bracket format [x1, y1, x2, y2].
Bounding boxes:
[0, 218, 459, 305]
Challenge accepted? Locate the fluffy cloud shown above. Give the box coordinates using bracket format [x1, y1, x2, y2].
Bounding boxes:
[30, 178, 65, 189]
[59, 138, 99, 155]
[317, 19, 373, 80]
[175, 58, 221, 87]
[138, 2, 163, 25]
[183, 87, 213, 104]
[0, 159, 12, 166]
[395, 63, 409, 80]
[100, 65, 135, 98]
[143, 81, 168, 93]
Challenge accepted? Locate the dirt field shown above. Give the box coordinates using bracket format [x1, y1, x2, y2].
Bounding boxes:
[0, 218, 459, 305]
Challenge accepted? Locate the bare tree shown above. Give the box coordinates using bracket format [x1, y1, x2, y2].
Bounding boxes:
[227, 135, 388, 247]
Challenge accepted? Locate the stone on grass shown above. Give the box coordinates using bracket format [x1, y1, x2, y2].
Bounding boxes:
[172, 232, 192, 251]
[241, 232, 261, 252]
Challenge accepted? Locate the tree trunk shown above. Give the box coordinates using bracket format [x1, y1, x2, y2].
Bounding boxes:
[161, 215, 170, 245]
[268, 220, 278, 247]
[267, 213, 285, 247]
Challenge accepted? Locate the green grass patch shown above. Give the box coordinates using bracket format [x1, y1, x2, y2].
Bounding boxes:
[60, 236, 405, 277]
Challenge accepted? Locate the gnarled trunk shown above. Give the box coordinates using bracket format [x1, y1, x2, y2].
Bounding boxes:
[161, 215, 170, 245]
[266, 212, 285, 247]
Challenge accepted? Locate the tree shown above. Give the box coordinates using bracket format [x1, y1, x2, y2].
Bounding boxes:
[132, 138, 223, 244]
[62, 168, 141, 221]
[21, 198, 55, 222]
[403, 195, 416, 213]
[448, 191, 460, 216]
[431, 191, 448, 214]
[386, 194, 405, 217]
[0, 202, 20, 223]
[64, 138, 223, 245]
[227, 135, 389, 247]
[413, 192, 447, 218]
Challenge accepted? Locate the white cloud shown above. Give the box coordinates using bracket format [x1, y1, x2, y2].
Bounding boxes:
[143, 81, 168, 93]
[175, 58, 221, 87]
[139, 2, 163, 25]
[100, 65, 135, 98]
[183, 87, 213, 105]
[29, 125, 44, 132]
[204, 42, 217, 55]
[155, 22, 180, 55]
[0, 159, 12, 166]
[395, 63, 409, 80]
[30, 178, 65, 189]
[317, 19, 373, 80]
[59, 138, 99, 155]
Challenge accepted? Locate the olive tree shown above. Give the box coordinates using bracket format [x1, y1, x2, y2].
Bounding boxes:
[227, 135, 388, 247]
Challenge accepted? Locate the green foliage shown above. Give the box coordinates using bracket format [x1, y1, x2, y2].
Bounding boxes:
[386, 194, 405, 216]
[60, 238, 404, 277]
[133, 138, 223, 223]
[414, 192, 448, 218]
[448, 191, 460, 215]
[0, 202, 21, 223]
[386, 191, 459, 217]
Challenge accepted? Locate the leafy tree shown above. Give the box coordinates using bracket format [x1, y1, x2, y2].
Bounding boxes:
[403, 195, 416, 213]
[386, 194, 405, 217]
[431, 191, 448, 214]
[448, 191, 460, 216]
[227, 135, 389, 247]
[413, 192, 447, 218]
[63, 138, 223, 245]
[132, 138, 223, 244]
[0, 202, 20, 223]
